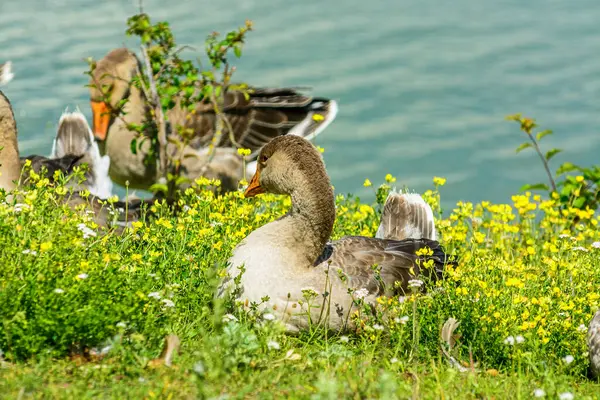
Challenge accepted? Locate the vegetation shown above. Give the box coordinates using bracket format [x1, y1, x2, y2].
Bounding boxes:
[2, 10, 600, 400]
[1, 170, 600, 398]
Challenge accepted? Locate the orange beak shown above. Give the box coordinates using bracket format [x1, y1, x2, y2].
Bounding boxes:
[245, 169, 265, 198]
[91, 100, 111, 141]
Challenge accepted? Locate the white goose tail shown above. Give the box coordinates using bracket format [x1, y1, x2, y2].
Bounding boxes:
[52, 108, 113, 198]
[376, 191, 437, 241]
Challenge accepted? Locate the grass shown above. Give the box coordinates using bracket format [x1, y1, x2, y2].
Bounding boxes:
[1, 173, 600, 399]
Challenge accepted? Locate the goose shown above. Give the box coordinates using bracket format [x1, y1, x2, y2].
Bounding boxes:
[89, 48, 338, 192]
[19, 109, 113, 199]
[0, 90, 151, 229]
[220, 135, 452, 332]
[588, 310, 600, 379]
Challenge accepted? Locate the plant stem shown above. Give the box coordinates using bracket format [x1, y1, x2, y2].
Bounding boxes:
[526, 133, 557, 193]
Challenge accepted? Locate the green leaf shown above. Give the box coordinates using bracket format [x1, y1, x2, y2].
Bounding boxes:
[545, 148, 562, 161]
[130, 138, 137, 155]
[572, 196, 587, 209]
[149, 183, 168, 195]
[520, 183, 549, 192]
[515, 142, 532, 153]
[234, 44, 242, 58]
[536, 129, 552, 141]
[556, 162, 579, 175]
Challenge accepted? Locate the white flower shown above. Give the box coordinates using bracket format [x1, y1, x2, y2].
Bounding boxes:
[504, 336, 515, 345]
[22, 249, 37, 256]
[408, 279, 424, 288]
[558, 234, 571, 239]
[77, 223, 97, 239]
[54, 288, 64, 294]
[263, 313, 276, 321]
[592, 241, 600, 249]
[398, 296, 407, 303]
[390, 357, 399, 364]
[339, 336, 349, 343]
[193, 361, 205, 375]
[563, 355, 574, 364]
[148, 292, 161, 300]
[116, 322, 127, 328]
[395, 316, 410, 324]
[578, 324, 587, 333]
[267, 340, 280, 350]
[222, 314, 238, 323]
[572, 246, 588, 252]
[353, 288, 369, 300]
[533, 388, 546, 398]
[516, 335, 525, 344]
[373, 324, 384, 331]
[162, 299, 175, 308]
[76, 273, 88, 280]
[558, 392, 574, 400]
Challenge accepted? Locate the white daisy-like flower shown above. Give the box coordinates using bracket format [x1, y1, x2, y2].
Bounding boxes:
[592, 241, 600, 249]
[353, 288, 369, 300]
[373, 324, 384, 331]
[395, 316, 410, 324]
[533, 388, 546, 398]
[116, 322, 127, 328]
[339, 336, 349, 343]
[563, 355, 574, 364]
[162, 299, 175, 308]
[577, 324, 587, 332]
[516, 335, 525, 344]
[390, 357, 399, 364]
[222, 314, 238, 323]
[193, 361, 205, 375]
[572, 246, 588, 252]
[76, 273, 88, 280]
[408, 279, 424, 288]
[22, 249, 38, 256]
[263, 313, 276, 321]
[267, 340, 280, 350]
[558, 234, 571, 239]
[54, 288, 64, 294]
[504, 336, 515, 345]
[148, 292, 161, 300]
[558, 392, 574, 400]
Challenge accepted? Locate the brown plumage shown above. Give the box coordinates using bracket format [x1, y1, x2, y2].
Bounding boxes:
[224, 135, 452, 331]
[376, 191, 437, 241]
[89, 48, 337, 191]
[0, 89, 154, 231]
[588, 310, 600, 379]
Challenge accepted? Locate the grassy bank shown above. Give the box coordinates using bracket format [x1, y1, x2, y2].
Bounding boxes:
[1, 175, 600, 399]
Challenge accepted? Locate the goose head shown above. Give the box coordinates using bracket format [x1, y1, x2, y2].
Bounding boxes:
[0, 90, 20, 192]
[245, 135, 332, 198]
[89, 48, 141, 141]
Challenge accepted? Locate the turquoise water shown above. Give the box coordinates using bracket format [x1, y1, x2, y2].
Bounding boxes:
[2, 0, 599, 206]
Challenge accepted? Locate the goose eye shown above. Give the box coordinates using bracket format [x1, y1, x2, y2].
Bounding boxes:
[260, 155, 268, 163]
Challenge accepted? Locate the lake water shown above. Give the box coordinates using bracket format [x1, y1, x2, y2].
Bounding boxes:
[2, 0, 599, 208]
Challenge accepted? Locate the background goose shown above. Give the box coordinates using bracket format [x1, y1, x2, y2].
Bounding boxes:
[0, 90, 151, 230]
[89, 48, 338, 191]
[222, 135, 452, 332]
[20, 109, 113, 198]
[588, 310, 600, 379]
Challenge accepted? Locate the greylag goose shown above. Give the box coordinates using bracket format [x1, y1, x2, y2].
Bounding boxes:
[588, 310, 600, 379]
[0, 90, 150, 229]
[220, 135, 451, 332]
[20, 109, 113, 198]
[89, 48, 338, 192]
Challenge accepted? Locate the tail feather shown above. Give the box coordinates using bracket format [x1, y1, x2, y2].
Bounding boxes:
[51, 109, 113, 198]
[376, 191, 437, 241]
[0, 62, 14, 86]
